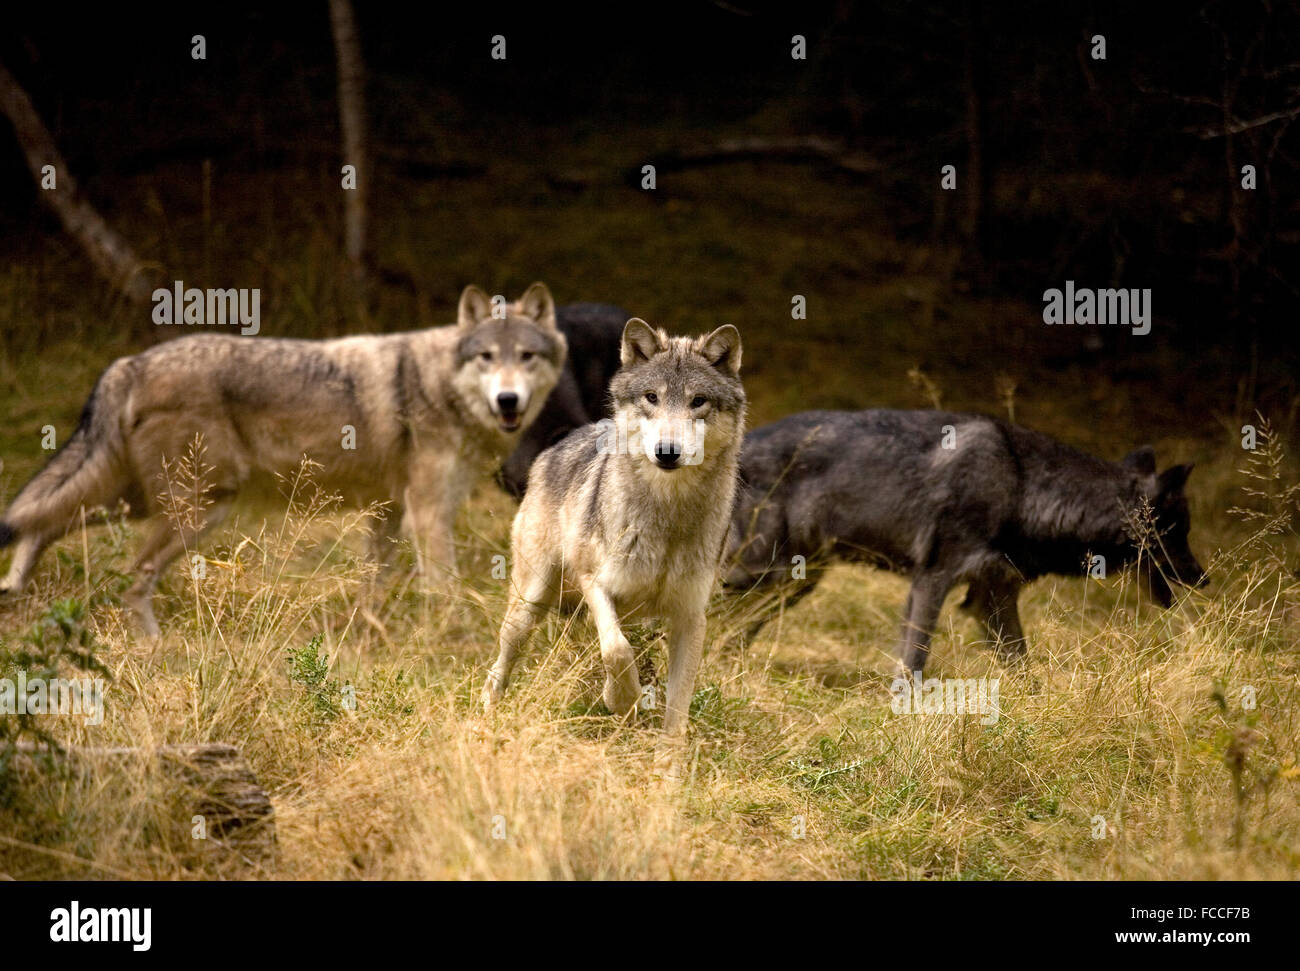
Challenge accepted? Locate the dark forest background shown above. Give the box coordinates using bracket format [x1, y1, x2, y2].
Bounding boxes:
[1, 1, 1297, 438]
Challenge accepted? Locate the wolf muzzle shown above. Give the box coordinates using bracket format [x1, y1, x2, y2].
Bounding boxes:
[496, 391, 521, 429]
[654, 440, 683, 469]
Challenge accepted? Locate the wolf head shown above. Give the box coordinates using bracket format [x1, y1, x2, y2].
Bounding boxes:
[605, 319, 746, 475]
[452, 282, 568, 436]
[1121, 445, 1207, 606]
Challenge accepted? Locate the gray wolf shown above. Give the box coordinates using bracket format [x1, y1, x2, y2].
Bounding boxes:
[724, 409, 1205, 673]
[482, 318, 746, 746]
[499, 302, 628, 497]
[0, 283, 567, 635]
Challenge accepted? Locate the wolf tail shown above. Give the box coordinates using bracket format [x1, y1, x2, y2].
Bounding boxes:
[1, 360, 133, 546]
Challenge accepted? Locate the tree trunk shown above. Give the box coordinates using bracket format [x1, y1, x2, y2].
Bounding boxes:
[961, 0, 991, 287]
[329, 0, 369, 281]
[0, 58, 157, 303]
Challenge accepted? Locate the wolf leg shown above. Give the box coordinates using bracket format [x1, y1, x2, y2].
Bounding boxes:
[1, 533, 49, 594]
[578, 576, 639, 717]
[719, 558, 825, 649]
[366, 505, 403, 575]
[966, 577, 1027, 661]
[742, 566, 826, 643]
[898, 571, 954, 674]
[406, 505, 455, 589]
[482, 552, 558, 708]
[662, 608, 707, 739]
[124, 499, 232, 637]
[404, 475, 460, 591]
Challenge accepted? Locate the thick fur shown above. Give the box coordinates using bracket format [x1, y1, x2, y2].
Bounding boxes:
[0, 283, 567, 635]
[483, 319, 746, 745]
[725, 409, 1206, 673]
[499, 302, 628, 497]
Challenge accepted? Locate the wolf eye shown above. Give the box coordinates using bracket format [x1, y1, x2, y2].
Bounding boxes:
[691, 395, 708, 409]
[644, 391, 658, 404]
[520, 351, 535, 363]
[478, 350, 494, 362]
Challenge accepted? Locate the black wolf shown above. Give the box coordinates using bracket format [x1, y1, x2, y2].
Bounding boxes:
[724, 409, 1206, 673]
[499, 303, 628, 497]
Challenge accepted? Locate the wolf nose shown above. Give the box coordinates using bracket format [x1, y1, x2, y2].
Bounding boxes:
[496, 392, 519, 414]
[654, 441, 682, 469]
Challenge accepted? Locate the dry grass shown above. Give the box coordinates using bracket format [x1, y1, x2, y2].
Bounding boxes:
[1, 418, 1297, 881]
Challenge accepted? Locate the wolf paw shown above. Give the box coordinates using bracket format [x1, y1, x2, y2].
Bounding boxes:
[652, 740, 686, 783]
[481, 673, 506, 710]
[123, 592, 161, 639]
[603, 675, 641, 718]
[600, 638, 640, 716]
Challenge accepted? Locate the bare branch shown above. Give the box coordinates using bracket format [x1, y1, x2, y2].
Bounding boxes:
[0, 58, 157, 302]
[1186, 103, 1300, 138]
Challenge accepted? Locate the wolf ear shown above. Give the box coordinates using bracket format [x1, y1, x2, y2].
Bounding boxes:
[700, 324, 742, 376]
[458, 285, 493, 330]
[1157, 463, 1194, 496]
[1121, 445, 1157, 477]
[517, 282, 558, 332]
[621, 318, 663, 367]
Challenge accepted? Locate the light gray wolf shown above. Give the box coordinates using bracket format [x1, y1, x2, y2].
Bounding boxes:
[482, 318, 746, 745]
[724, 409, 1206, 673]
[499, 302, 628, 497]
[0, 283, 567, 635]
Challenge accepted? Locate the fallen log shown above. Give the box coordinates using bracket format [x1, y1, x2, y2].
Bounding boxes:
[13, 741, 276, 866]
[647, 136, 884, 177]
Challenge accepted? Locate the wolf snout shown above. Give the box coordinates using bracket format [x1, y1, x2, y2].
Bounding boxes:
[1180, 563, 1210, 589]
[1167, 550, 1209, 589]
[495, 391, 522, 429]
[654, 440, 683, 469]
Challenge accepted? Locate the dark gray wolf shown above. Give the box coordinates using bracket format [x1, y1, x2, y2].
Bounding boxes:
[499, 302, 628, 497]
[483, 319, 746, 750]
[724, 409, 1205, 673]
[0, 283, 567, 635]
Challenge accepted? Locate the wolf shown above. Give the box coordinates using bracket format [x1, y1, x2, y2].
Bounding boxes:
[499, 302, 628, 497]
[0, 283, 567, 635]
[482, 318, 746, 745]
[724, 409, 1206, 673]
